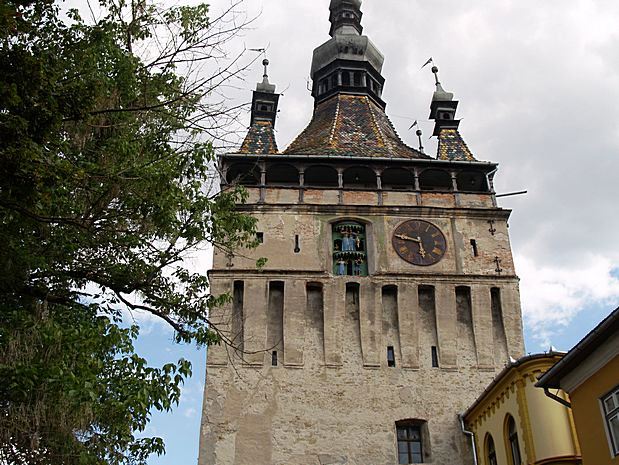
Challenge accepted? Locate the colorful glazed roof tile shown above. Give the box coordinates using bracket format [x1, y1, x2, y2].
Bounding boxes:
[437, 128, 476, 161]
[239, 120, 279, 155]
[284, 94, 429, 159]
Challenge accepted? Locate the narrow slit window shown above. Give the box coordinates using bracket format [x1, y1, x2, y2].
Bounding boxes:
[387, 346, 396, 367]
[294, 234, 301, 253]
[256, 232, 264, 244]
[431, 346, 439, 368]
[470, 239, 478, 257]
[271, 351, 278, 367]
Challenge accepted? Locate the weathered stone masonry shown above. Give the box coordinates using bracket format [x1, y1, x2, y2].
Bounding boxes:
[198, 1, 525, 464]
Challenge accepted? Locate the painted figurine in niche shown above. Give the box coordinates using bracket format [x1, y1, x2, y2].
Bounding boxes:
[353, 258, 364, 276]
[342, 232, 355, 251]
[337, 258, 347, 276]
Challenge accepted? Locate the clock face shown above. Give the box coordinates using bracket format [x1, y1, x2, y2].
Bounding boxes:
[392, 220, 447, 266]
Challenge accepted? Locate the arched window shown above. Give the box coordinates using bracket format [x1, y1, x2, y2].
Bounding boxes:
[456, 171, 489, 192]
[226, 163, 260, 186]
[419, 169, 452, 191]
[304, 165, 339, 188]
[506, 415, 522, 465]
[382, 168, 413, 190]
[256, 101, 273, 112]
[353, 71, 362, 86]
[343, 166, 376, 189]
[486, 434, 497, 465]
[332, 221, 367, 276]
[266, 164, 298, 186]
[342, 71, 351, 86]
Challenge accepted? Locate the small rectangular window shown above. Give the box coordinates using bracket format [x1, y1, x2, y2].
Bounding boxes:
[256, 232, 264, 244]
[397, 424, 424, 464]
[602, 386, 619, 456]
[271, 351, 278, 367]
[431, 346, 439, 368]
[470, 239, 479, 257]
[387, 346, 396, 367]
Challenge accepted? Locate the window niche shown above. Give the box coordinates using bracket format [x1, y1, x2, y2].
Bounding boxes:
[602, 386, 619, 457]
[457, 170, 489, 192]
[332, 221, 368, 276]
[419, 169, 452, 191]
[506, 415, 522, 465]
[486, 434, 498, 465]
[396, 420, 431, 464]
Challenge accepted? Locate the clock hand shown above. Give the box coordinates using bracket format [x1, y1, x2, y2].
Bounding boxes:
[395, 234, 421, 243]
[416, 237, 427, 258]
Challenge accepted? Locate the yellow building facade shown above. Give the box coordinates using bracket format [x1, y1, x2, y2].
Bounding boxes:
[464, 354, 582, 465]
[537, 308, 619, 465]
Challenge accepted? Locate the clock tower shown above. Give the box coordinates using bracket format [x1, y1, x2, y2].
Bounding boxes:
[199, 1, 525, 464]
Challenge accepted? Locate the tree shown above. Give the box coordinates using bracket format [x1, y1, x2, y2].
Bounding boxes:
[0, 0, 257, 462]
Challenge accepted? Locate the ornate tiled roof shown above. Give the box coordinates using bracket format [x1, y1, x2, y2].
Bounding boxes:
[239, 120, 279, 155]
[437, 128, 476, 161]
[284, 94, 429, 159]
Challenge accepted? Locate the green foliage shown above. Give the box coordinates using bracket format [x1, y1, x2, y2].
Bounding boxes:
[0, 302, 190, 464]
[0, 0, 257, 462]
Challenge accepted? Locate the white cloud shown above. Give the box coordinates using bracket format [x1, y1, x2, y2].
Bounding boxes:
[517, 253, 619, 347]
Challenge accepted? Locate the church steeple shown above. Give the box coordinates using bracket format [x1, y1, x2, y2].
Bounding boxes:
[239, 59, 279, 154]
[310, 0, 386, 109]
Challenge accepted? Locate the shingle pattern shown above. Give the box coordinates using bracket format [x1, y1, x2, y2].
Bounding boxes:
[437, 128, 476, 161]
[239, 120, 279, 154]
[284, 94, 429, 159]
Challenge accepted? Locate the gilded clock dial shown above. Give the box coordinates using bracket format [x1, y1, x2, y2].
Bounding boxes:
[392, 220, 447, 266]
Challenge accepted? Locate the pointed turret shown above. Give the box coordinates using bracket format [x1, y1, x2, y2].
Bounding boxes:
[429, 66, 476, 161]
[239, 59, 279, 154]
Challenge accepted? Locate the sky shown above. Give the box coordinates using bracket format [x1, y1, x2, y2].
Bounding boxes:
[119, 0, 619, 463]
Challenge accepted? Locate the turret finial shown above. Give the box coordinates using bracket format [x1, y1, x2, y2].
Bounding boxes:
[256, 58, 276, 94]
[431, 66, 440, 86]
[416, 128, 425, 154]
[431, 65, 453, 100]
[262, 59, 270, 81]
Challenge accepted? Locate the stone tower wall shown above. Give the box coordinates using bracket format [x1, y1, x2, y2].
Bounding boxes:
[199, 185, 525, 465]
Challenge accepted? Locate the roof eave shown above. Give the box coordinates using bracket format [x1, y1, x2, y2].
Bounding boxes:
[221, 152, 498, 168]
[463, 353, 566, 420]
[536, 307, 619, 390]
